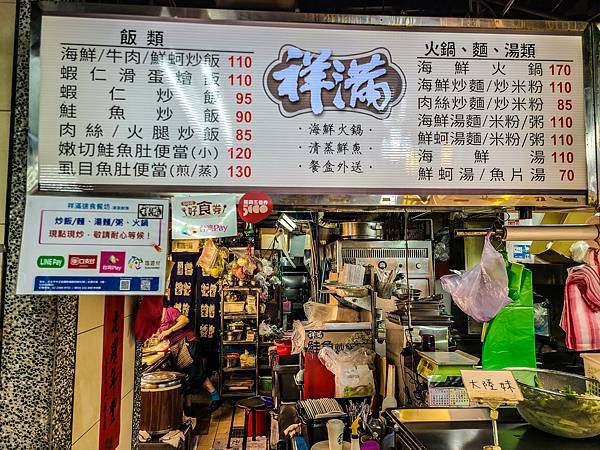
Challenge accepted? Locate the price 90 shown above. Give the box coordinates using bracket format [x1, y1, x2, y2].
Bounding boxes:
[235, 111, 252, 123]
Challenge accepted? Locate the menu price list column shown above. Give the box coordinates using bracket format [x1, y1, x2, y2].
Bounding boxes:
[413, 39, 582, 189]
[51, 27, 259, 186]
[227, 54, 255, 181]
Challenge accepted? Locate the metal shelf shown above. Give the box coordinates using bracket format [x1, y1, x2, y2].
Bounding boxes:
[223, 314, 257, 320]
[223, 287, 261, 291]
[222, 391, 256, 398]
[222, 366, 256, 373]
[220, 287, 260, 399]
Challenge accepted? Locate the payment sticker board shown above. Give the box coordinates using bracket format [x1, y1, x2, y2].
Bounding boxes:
[171, 194, 237, 239]
[36, 15, 586, 195]
[17, 195, 168, 295]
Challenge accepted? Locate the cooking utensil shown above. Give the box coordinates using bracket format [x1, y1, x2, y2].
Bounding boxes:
[381, 365, 398, 412]
[340, 222, 383, 240]
[509, 367, 600, 438]
[141, 371, 178, 384]
[224, 352, 240, 368]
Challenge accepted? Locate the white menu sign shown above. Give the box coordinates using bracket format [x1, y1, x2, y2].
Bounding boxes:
[17, 195, 169, 295]
[37, 15, 586, 194]
[171, 194, 237, 239]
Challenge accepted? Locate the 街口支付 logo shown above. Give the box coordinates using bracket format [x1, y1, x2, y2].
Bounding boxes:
[264, 46, 406, 119]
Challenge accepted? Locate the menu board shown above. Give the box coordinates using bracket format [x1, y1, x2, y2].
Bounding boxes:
[16, 195, 168, 295]
[36, 15, 587, 194]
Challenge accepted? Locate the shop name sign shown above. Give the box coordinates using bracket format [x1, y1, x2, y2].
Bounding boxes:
[265, 46, 406, 117]
[36, 15, 587, 194]
[17, 195, 169, 295]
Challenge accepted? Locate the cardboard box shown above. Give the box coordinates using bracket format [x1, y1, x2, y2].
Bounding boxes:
[304, 325, 372, 353]
[331, 305, 359, 322]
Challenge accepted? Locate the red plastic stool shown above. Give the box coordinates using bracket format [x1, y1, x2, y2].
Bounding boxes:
[227, 396, 272, 450]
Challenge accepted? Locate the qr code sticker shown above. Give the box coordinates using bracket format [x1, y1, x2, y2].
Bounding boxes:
[140, 279, 151, 291]
[119, 279, 131, 291]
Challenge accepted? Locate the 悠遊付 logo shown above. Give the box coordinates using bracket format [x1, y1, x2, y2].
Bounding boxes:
[128, 256, 144, 270]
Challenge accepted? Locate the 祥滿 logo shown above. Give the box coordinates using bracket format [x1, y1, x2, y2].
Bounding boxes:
[264, 45, 406, 119]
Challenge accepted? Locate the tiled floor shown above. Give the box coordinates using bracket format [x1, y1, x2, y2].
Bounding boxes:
[194, 401, 268, 450]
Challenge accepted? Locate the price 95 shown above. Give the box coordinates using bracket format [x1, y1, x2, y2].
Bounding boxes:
[235, 92, 253, 105]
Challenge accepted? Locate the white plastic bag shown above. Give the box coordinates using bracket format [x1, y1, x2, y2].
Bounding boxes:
[440, 234, 511, 322]
[570, 241, 590, 263]
[291, 320, 306, 354]
[318, 346, 375, 398]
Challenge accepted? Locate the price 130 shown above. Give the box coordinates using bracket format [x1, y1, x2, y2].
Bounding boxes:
[227, 165, 252, 178]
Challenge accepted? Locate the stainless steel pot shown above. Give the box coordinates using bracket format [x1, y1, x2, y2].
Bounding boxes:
[340, 222, 383, 240]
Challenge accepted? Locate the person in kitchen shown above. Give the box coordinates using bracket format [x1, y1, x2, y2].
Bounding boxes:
[136, 296, 222, 414]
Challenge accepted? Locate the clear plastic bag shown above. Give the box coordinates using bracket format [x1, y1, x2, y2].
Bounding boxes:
[534, 303, 549, 335]
[198, 238, 219, 272]
[434, 228, 450, 261]
[318, 346, 375, 398]
[441, 234, 511, 323]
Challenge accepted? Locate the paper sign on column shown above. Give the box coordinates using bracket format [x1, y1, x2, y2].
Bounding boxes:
[461, 370, 524, 402]
[171, 194, 237, 239]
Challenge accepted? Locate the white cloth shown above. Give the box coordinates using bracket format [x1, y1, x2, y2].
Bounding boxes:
[160, 430, 185, 448]
[138, 430, 151, 443]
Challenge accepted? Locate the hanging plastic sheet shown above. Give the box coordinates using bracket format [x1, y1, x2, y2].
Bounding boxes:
[482, 261, 536, 369]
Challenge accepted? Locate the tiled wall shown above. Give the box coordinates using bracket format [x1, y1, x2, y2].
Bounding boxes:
[0, 1, 143, 448]
[72, 295, 137, 450]
[0, 0, 15, 251]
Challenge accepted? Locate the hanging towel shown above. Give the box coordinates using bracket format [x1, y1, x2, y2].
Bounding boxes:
[561, 249, 600, 351]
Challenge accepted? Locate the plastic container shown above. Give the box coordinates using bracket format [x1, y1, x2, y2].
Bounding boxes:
[582, 353, 600, 381]
[275, 339, 292, 356]
[427, 386, 471, 407]
[224, 353, 240, 368]
[303, 352, 335, 399]
[259, 376, 273, 392]
[273, 361, 300, 408]
[297, 400, 348, 448]
[326, 419, 344, 450]
[239, 352, 256, 369]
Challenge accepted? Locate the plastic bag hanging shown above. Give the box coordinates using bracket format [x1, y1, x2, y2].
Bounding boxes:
[441, 234, 512, 322]
[318, 346, 376, 398]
